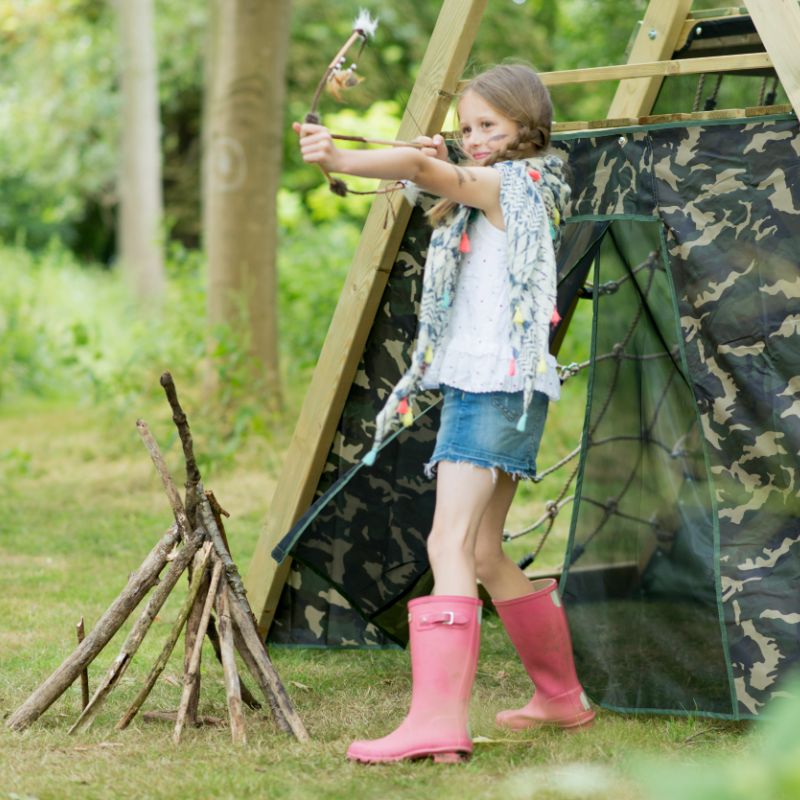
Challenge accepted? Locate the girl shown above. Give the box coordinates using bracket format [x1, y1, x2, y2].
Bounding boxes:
[295, 63, 594, 764]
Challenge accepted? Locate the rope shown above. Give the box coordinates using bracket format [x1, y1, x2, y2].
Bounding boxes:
[510, 248, 690, 568]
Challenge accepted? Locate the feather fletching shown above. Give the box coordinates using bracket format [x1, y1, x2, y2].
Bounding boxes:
[353, 9, 378, 38]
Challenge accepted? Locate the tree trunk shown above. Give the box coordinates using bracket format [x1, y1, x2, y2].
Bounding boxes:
[117, 0, 165, 304]
[203, 0, 289, 403]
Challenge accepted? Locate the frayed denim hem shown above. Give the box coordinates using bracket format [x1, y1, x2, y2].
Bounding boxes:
[424, 456, 535, 483]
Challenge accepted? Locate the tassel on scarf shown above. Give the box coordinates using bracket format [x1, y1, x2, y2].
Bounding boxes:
[551, 308, 562, 327]
[459, 230, 471, 253]
[362, 446, 378, 466]
[508, 357, 517, 377]
[516, 412, 528, 432]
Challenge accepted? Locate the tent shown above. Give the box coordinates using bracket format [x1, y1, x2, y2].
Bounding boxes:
[246, 0, 800, 720]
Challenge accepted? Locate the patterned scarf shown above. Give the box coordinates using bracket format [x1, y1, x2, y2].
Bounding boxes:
[363, 154, 571, 463]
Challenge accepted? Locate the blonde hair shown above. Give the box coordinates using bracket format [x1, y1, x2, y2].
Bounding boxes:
[428, 64, 553, 227]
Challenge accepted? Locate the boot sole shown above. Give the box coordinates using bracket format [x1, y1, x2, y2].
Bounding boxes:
[347, 748, 471, 765]
[496, 712, 595, 732]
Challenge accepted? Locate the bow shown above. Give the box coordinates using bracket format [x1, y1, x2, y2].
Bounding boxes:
[305, 9, 424, 197]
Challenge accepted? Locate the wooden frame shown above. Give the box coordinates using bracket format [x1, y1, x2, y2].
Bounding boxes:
[246, 0, 800, 639]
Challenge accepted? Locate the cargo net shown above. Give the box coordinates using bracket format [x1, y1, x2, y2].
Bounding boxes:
[507, 221, 712, 589]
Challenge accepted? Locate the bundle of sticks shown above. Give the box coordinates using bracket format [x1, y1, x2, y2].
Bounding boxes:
[5, 373, 307, 745]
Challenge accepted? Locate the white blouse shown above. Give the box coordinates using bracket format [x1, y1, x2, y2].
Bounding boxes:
[421, 212, 560, 400]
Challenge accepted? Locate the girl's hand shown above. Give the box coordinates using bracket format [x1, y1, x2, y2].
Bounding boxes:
[412, 133, 449, 161]
[293, 121, 341, 172]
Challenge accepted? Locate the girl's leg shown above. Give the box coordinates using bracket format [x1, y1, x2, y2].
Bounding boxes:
[473, 470, 532, 600]
[472, 472, 595, 731]
[426, 461, 499, 596]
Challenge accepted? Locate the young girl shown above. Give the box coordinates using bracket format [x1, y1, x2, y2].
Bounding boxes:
[295, 63, 594, 764]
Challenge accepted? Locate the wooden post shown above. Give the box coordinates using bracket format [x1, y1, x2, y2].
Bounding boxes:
[607, 0, 694, 117]
[746, 0, 800, 117]
[245, 0, 489, 640]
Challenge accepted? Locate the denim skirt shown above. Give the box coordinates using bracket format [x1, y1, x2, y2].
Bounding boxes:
[426, 385, 549, 480]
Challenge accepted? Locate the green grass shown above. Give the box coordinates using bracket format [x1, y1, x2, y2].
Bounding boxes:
[0, 399, 760, 800]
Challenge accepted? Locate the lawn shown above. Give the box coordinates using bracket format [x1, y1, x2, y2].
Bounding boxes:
[0, 397, 761, 800]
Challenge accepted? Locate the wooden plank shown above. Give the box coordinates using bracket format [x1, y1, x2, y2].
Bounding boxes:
[552, 103, 793, 135]
[608, 0, 694, 117]
[746, 0, 800, 117]
[538, 51, 772, 87]
[244, 0, 489, 638]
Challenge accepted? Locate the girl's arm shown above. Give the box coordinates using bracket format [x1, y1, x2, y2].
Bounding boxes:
[295, 122, 501, 217]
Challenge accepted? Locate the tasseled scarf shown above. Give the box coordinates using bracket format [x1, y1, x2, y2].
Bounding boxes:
[362, 155, 571, 465]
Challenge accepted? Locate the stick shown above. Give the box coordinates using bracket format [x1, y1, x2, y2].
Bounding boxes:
[197, 487, 250, 614]
[228, 585, 309, 741]
[232, 625, 291, 735]
[206, 618, 261, 711]
[204, 490, 261, 710]
[76, 618, 89, 710]
[6, 525, 182, 732]
[137, 415, 205, 723]
[136, 419, 191, 539]
[331, 133, 428, 148]
[116, 542, 214, 730]
[216, 577, 246, 744]
[173, 559, 224, 744]
[69, 527, 205, 734]
[183, 549, 209, 727]
[159, 372, 202, 527]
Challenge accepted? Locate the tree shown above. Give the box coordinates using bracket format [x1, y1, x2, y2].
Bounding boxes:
[203, 0, 290, 402]
[117, 0, 166, 303]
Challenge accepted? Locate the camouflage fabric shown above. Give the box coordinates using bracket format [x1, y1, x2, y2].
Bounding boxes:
[555, 116, 800, 719]
[270, 116, 800, 720]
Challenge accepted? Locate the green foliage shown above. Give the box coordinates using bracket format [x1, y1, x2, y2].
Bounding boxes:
[636, 682, 800, 800]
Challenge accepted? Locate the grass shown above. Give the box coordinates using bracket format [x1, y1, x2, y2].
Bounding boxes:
[0, 397, 756, 800]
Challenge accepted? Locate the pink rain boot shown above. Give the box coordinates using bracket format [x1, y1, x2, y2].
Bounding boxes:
[346, 595, 482, 764]
[494, 578, 594, 730]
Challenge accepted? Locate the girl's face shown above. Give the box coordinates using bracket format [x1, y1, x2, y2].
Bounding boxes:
[457, 90, 520, 164]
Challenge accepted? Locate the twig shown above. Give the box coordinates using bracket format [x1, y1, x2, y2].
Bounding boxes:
[6, 525, 181, 732]
[69, 527, 204, 734]
[76, 618, 89, 710]
[216, 577, 246, 744]
[173, 559, 224, 744]
[159, 372, 201, 527]
[116, 542, 214, 730]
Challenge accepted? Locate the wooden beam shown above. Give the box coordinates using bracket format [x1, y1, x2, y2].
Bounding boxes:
[244, 0, 488, 638]
[538, 51, 772, 87]
[745, 0, 800, 118]
[552, 103, 793, 135]
[608, 0, 694, 118]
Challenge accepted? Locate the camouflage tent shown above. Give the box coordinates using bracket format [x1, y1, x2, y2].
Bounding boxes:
[268, 112, 800, 720]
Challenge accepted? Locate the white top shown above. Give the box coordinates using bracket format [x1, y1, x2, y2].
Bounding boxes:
[421, 213, 561, 400]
